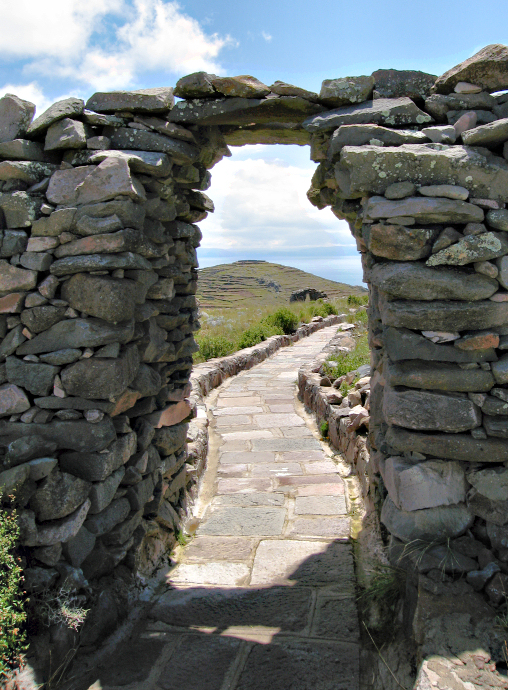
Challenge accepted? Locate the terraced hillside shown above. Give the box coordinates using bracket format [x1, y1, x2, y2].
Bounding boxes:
[197, 260, 367, 309]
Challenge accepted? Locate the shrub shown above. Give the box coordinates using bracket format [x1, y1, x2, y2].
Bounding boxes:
[320, 421, 329, 438]
[264, 307, 298, 334]
[238, 322, 283, 349]
[196, 335, 235, 360]
[0, 505, 28, 679]
[347, 294, 369, 306]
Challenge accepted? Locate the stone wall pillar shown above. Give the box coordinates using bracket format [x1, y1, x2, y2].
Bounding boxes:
[0, 88, 229, 594]
[303, 60, 508, 579]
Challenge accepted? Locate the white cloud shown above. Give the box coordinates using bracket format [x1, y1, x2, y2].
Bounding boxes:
[200, 152, 353, 253]
[0, 0, 123, 59]
[3, 0, 234, 92]
[0, 82, 73, 116]
[262, 31, 273, 42]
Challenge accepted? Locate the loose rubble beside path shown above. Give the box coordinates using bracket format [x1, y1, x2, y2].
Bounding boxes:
[90, 326, 360, 690]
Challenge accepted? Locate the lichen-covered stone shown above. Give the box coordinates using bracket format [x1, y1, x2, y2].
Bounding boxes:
[341, 144, 508, 200]
[319, 76, 374, 107]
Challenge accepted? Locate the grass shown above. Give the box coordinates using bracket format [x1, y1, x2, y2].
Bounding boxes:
[323, 331, 370, 380]
[195, 298, 355, 363]
[0, 502, 28, 680]
[320, 421, 329, 438]
[358, 564, 406, 641]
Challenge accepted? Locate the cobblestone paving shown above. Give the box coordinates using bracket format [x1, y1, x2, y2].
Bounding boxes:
[93, 327, 360, 690]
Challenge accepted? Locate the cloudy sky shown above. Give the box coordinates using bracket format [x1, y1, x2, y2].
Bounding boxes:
[1, 0, 507, 286]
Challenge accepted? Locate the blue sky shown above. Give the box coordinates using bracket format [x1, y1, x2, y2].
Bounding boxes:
[1, 0, 507, 286]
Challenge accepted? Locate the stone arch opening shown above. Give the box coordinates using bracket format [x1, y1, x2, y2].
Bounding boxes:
[2, 45, 508, 681]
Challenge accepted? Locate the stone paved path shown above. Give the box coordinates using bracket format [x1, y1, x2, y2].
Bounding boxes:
[93, 327, 360, 690]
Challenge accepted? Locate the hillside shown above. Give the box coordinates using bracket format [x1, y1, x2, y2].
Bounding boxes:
[197, 260, 367, 310]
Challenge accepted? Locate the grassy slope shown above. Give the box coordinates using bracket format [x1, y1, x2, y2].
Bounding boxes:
[197, 260, 367, 310]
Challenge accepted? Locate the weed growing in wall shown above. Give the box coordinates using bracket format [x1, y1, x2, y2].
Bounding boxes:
[0, 503, 28, 679]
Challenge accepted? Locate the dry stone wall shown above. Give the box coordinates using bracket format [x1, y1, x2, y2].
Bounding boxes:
[2, 44, 508, 663]
[0, 88, 231, 598]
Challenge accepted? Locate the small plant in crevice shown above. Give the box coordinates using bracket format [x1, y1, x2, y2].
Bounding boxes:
[320, 421, 329, 438]
[357, 565, 406, 642]
[176, 530, 192, 547]
[0, 501, 28, 680]
[36, 587, 89, 632]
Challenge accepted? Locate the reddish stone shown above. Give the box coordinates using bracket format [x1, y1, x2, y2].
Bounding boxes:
[455, 331, 500, 350]
[144, 400, 192, 428]
[0, 292, 25, 313]
[109, 389, 141, 417]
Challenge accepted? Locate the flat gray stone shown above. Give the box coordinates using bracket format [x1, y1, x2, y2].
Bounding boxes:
[462, 117, 508, 147]
[303, 97, 431, 133]
[0, 161, 58, 185]
[312, 597, 360, 641]
[213, 493, 284, 507]
[487, 209, 508, 231]
[183, 536, 255, 563]
[295, 495, 347, 515]
[168, 96, 324, 126]
[382, 457, 467, 511]
[383, 387, 481, 432]
[156, 635, 240, 690]
[0, 139, 50, 161]
[236, 638, 359, 690]
[220, 451, 275, 464]
[252, 438, 321, 451]
[364, 196, 483, 224]
[50, 252, 151, 275]
[0, 418, 116, 453]
[319, 75, 374, 107]
[341, 144, 508, 201]
[86, 88, 174, 114]
[381, 299, 508, 332]
[369, 261, 497, 301]
[287, 517, 350, 539]
[381, 497, 473, 543]
[200, 506, 286, 536]
[250, 540, 355, 589]
[45, 118, 86, 150]
[372, 69, 436, 100]
[109, 128, 199, 166]
[27, 97, 84, 136]
[386, 360, 495, 392]
[170, 562, 250, 586]
[386, 426, 508, 462]
[151, 585, 313, 633]
[433, 44, 508, 94]
[17, 318, 134, 355]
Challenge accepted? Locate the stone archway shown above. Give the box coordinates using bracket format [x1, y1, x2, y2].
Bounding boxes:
[2, 45, 508, 669]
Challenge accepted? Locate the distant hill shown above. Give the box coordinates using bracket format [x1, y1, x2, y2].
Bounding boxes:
[197, 260, 367, 310]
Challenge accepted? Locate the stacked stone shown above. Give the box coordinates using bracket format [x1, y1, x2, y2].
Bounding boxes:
[0, 86, 229, 595]
[303, 45, 508, 603]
